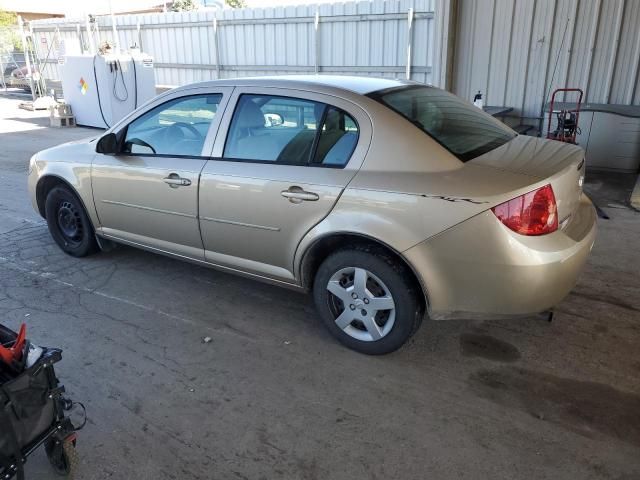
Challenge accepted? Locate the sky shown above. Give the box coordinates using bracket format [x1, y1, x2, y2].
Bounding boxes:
[246, 0, 342, 5]
[0, 0, 345, 17]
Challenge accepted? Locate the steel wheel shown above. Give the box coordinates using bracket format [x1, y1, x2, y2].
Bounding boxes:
[56, 200, 84, 247]
[45, 185, 99, 257]
[326, 267, 396, 342]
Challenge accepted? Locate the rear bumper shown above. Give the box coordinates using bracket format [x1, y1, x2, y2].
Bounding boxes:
[404, 194, 597, 320]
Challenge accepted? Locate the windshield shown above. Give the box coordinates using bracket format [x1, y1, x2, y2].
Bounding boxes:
[369, 85, 516, 162]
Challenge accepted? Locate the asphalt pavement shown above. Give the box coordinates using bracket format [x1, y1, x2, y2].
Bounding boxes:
[1, 95, 639, 479]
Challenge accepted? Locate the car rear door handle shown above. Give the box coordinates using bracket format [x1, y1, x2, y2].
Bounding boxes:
[163, 173, 192, 188]
[281, 186, 319, 203]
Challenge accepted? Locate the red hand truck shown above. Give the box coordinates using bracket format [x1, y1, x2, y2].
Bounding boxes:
[546, 88, 584, 144]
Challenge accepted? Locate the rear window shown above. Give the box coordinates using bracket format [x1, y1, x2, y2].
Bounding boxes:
[369, 85, 516, 162]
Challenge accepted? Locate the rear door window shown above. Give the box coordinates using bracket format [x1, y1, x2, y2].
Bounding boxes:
[223, 94, 359, 168]
[224, 95, 322, 165]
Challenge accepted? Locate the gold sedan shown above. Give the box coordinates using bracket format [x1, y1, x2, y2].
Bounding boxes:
[28, 76, 596, 354]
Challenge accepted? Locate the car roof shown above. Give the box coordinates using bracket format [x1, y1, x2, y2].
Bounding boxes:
[175, 75, 415, 96]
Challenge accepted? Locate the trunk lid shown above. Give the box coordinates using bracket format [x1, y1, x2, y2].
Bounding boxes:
[469, 135, 586, 223]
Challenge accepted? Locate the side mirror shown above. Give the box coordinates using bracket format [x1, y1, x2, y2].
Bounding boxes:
[96, 133, 118, 155]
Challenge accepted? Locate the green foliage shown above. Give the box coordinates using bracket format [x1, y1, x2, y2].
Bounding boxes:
[171, 0, 198, 12]
[225, 0, 247, 8]
[0, 9, 22, 53]
[0, 9, 18, 27]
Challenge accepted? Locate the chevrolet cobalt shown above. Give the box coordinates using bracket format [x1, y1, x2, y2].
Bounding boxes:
[28, 76, 597, 354]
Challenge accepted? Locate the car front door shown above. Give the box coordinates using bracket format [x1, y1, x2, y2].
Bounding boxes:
[92, 87, 232, 259]
[198, 88, 371, 283]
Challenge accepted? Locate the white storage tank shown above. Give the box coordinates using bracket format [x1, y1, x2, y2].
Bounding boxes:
[60, 53, 156, 128]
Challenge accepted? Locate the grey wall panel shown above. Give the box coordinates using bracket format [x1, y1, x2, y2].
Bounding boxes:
[588, 0, 621, 103]
[504, 0, 535, 112]
[453, 0, 640, 121]
[521, 0, 556, 119]
[610, 0, 640, 104]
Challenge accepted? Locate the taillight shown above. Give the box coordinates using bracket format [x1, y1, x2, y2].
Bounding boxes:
[491, 184, 558, 236]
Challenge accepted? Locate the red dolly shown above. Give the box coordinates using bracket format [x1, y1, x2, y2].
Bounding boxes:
[546, 88, 584, 144]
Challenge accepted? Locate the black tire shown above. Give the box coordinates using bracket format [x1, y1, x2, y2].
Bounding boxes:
[313, 247, 423, 355]
[45, 186, 99, 257]
[45, 437, 79, 478]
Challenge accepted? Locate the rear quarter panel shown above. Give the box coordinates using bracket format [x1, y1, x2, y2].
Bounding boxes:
[296, 161, 554, 262]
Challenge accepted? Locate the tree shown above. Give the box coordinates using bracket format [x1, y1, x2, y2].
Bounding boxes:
[171, 0, 198, 12]
[0, 9, 22, 53]
[225, 0, 247, 8]
[0, 9, 17, 27]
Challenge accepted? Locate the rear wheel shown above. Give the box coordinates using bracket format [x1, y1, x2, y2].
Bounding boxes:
[45, 186, 99, 257]
[313, 248, 423, 355]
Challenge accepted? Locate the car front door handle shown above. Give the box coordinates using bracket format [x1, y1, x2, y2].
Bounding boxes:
[163, 173, 192, 188]
[281, 186, 319, 203]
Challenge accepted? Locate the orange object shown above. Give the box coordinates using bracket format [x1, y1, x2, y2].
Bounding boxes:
[0, 323, 26, 365]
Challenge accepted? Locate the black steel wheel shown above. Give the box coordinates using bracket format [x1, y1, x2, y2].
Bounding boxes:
[44, 186, 99, 257]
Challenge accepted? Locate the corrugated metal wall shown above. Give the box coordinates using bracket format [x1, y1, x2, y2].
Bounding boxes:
[30, 0, 436, 87]
[453, 0, 640, 121]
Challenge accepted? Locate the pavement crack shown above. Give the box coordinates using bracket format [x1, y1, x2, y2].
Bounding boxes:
[570, 290, 640, 313]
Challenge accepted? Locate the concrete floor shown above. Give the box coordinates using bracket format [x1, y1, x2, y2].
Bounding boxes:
[0, 95, 639, 480]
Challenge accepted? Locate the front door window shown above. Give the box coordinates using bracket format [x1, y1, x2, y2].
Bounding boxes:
[124, 94, 222, 157]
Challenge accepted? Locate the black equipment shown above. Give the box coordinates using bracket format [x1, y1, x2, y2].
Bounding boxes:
[0, 324, 84, 479]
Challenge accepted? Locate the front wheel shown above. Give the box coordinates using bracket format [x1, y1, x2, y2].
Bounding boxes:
[313, 248, 423, 355]
[45, 186, 99, 257]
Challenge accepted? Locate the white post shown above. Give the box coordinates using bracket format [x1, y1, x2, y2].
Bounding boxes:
[95, 19, 102, 48]
[212, 17, 220, 79]
[0, 54, 6, 90]
[406, 8, 414, 80]
[314, 9, 320, 74]
[85, 15, 95, 54]
[110, 0, 118, 53]
[76, 24, 83, 53]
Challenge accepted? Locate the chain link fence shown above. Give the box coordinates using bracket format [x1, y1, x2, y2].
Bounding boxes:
[0, 25, 26, 91]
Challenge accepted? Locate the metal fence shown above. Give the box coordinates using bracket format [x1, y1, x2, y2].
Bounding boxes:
[0, 26, 22, 89]
[29, 0, 436, 88]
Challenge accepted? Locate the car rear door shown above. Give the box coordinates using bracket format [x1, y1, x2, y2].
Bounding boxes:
[198, 87, 371, 282]
[92, 87, 233, 259]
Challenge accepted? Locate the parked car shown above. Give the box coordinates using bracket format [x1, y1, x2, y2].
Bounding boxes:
[28, 76, 597, 354]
